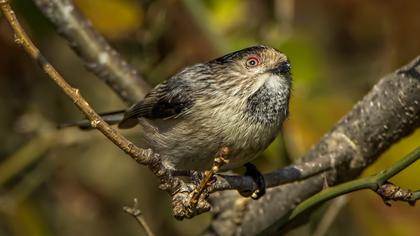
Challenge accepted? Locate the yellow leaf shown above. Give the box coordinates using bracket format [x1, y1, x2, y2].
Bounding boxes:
[74, 0, 143, 40]
[207, 0, 245, 31]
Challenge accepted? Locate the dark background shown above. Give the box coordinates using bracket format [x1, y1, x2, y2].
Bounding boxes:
[0, 0, 419, 235]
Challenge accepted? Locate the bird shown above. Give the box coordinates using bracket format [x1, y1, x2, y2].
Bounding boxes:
[60, 45, 292, 198]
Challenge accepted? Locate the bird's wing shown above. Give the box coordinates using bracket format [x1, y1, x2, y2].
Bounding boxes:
[118, 77, 194, 129]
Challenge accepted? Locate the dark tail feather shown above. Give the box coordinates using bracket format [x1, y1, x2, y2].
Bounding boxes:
[57, 110, 126, 130]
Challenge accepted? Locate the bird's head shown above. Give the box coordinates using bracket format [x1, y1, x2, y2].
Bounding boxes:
[208, 45, 291, 97]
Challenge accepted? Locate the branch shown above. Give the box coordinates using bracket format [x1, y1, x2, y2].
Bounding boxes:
[0, 0, 206, 220]
[205, 56, 420, 235]
[0, 131, 54, 186]
[312, 196, 348, 236]
[123, 198, 155, 236]
[32, 0, 150, 104]
[0, 0, 152, 165]
[376, 182, 418, 206]
[408, 190, 420, 204]
[211, 155, 340, 193]
[1, 2, 307, 221]
[190, 147, 229, 208]
[261, 147, 420, 234]
[3, 0, 420, 230]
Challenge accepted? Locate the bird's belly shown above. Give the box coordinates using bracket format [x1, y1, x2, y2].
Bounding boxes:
[140, 116, 281, 171]
[159, 140, 264, 171]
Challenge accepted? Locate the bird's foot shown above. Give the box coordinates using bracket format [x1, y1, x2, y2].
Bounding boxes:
[188, 147, 230, 209]
[243, 163, 266, 200]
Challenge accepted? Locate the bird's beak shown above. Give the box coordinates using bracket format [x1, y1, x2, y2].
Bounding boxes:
[269, 61, 291, 81]
[270, 61, 291, 75]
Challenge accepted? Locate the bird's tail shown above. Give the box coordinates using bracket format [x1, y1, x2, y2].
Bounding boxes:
[57, 110, 126, 130]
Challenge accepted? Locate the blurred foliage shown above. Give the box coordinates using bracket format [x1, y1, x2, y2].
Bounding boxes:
[74, 0, 144, 40]
[0, 0, 419, 235]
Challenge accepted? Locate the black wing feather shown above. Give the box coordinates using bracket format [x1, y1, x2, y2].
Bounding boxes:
[118, 78, 194, 128]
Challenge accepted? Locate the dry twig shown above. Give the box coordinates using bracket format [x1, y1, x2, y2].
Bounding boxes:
[189, 147, 230, 209]
[32, 0, 150, 103]
[5, 1, 419, 231]
[123, 198, 155, 236]
[3, 1, 303, 220]
[0, 0, 195, 219]
[1, 0, 332, 220]
[205, 57, 420, 235]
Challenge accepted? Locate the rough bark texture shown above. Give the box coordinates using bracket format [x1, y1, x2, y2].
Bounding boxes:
[204, 57, 420, 236]
[5, 0, 418, 233]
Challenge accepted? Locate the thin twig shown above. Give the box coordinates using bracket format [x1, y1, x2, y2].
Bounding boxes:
[312, 196, 348, 236]
[260, 147, 420, 234]
[189, 147, 229, 209]
[32, 0, 150, 104]
[408, 190, 420, 205]
[0, 152, 59, 213]
[205, 56, 420, 236]
[123, 198, 155, 236]
[0, 0, 183, 215]
[8, 0, 379, 206]
[0, 1, 268, 220]
[0, 131, 54, 186]
[0, 1, 329, 220]
[376, 182, 415, 206]
[0, 0, 155, 166]
[6, 1, 417, 226]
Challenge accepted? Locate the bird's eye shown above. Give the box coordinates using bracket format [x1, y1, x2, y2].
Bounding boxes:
[246, 56, 261, 67]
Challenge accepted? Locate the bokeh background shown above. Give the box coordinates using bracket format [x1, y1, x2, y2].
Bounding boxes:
[0, 0, 419, 235]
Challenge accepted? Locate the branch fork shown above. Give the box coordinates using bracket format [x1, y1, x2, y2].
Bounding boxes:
[2, 1, 420, 234]
[0, 0, 355, 221]
[377, 182, 416, 206]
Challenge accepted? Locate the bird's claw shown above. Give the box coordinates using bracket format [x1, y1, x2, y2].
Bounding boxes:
[244, 163, 266, 200]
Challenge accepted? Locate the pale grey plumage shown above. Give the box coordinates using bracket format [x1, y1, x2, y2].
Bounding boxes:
[61, 45, 292, 172]
[121, 45, 292, 171]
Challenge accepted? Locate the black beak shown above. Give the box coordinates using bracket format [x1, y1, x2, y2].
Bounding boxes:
[270, 61, 291, 76]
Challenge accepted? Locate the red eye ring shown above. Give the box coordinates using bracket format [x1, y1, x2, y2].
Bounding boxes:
[246, 55, 261, 67]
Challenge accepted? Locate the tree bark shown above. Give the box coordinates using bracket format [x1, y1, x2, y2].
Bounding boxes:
[204, 56, 420, 236]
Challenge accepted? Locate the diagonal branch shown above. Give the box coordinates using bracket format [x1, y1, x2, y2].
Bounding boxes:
[205, 56, 420, 236]
[0, 0, 152, 164]
[32, 0, 150, 104]
[1, 1, 318, 221]
[2, 1, 420, 231]
[0, 0, 194, 219]
[211, 154, 341, 193]
[123, 198, 155, 236]
[261, 147, 420, 234]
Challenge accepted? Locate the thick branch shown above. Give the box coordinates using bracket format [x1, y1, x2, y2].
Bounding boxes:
[24, 0, 335, 198]
[32, 0, 150, 104]
[3, 0, 420, 230]
[261, 147, 420, 234]
[1, 1, 317, 221]
[206, 57, 420, 235]
[212, 154, 342, 193]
